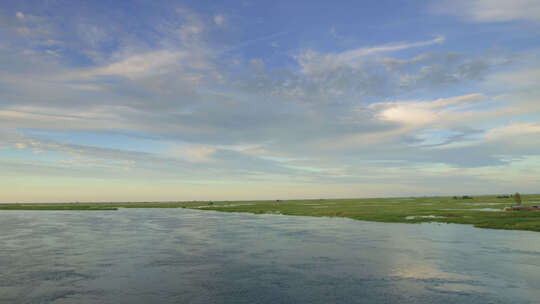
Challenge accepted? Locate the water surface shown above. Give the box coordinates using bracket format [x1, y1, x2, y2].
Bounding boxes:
[1, 208, 539, 303]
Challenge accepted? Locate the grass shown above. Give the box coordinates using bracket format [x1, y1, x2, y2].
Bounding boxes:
[1, 194, 540, 232]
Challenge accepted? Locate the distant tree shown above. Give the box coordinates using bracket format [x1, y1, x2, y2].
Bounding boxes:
[514, 192, 522, 205]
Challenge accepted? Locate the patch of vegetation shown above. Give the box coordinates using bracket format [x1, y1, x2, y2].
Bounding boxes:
[453, 195, 474, 199]
[0, 204, 117, 211]
[1, 194, 539, 232]
[514, 192, 522, 205]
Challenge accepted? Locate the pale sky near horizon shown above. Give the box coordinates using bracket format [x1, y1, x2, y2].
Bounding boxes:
[1, 0, 540, 202]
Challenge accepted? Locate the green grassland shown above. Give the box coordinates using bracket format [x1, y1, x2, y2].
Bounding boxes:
[1, 194, 540, 232]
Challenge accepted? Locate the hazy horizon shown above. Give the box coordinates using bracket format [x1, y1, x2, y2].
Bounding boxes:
[1, 192, 538, 205]
[1, 0, 540, 202]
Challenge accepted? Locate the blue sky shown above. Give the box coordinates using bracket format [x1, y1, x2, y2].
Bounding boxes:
[1, 0, 540, 202]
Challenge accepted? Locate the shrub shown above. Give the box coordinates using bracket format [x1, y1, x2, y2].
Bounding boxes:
[514, 192, 521, 205]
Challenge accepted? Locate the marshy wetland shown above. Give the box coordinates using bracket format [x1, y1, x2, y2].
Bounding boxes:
[2, 194, 540, 232]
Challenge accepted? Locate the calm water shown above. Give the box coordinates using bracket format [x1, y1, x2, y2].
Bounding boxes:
[1, 208, 539, 304]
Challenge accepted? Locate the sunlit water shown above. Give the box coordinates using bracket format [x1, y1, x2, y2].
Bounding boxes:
[1, 208, 539, 303]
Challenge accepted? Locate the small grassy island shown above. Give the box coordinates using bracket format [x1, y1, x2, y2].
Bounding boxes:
[2, 194, 540, 232]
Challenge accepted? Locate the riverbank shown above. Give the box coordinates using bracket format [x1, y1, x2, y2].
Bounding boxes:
[1, 195, 539, 232]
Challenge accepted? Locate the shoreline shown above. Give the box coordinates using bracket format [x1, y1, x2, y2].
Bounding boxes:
[1, 194, 539, 232]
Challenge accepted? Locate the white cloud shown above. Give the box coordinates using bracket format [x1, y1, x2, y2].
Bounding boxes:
[45, 49, 60, 57]
[76, 23, 109, 48]
[15, 143, 27, 149]
[185, 146, 217, 162]
[369, 93, 486, 128]
[313, 93, 491, 152]
[0, 106, 128, 131]
[296, 35, 444, 74]
[379, 104, 438, 126]
[484, 122, 540, 140]
[336, 35, 444, 59]
[214, 15, 225, 26]
[87, 50, 186, 79]
[175, 8, 206, 42]
[486, 67, 540, 89]
[179, 24, 203, 40]
[16, 11, 24, 20]
[433, 0, 540, 22]
[431, 93, 485, 108]
[169, 145, 217, 163]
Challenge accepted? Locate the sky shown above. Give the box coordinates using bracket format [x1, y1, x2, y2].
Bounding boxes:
[1, 0, 540, 202]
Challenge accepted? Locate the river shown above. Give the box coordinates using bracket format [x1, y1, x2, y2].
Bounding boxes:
[1, 208, 539, 303]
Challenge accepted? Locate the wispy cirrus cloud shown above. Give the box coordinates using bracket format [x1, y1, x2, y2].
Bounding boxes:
[296, 35, 445, 74]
